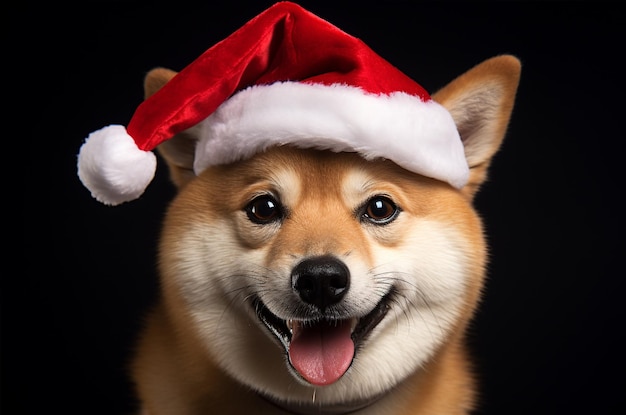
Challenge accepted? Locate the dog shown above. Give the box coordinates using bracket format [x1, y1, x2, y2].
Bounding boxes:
[125, 54, 521, 415]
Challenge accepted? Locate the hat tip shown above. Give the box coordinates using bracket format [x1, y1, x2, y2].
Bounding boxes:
[77, 125, 157, 206]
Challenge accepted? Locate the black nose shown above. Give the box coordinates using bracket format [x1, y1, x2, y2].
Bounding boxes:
[292, 255, 350, 311]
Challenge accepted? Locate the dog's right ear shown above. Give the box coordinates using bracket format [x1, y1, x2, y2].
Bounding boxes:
[432, 55, 521, 200]
[144, 68, 197, 189]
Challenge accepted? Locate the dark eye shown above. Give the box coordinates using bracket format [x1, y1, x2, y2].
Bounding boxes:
[362, 196, 399, 225]
[245, 195, 283, 224]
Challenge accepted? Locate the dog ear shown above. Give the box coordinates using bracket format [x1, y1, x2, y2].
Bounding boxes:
[432, 55, 521, 199]
[144, 68, 197, 189]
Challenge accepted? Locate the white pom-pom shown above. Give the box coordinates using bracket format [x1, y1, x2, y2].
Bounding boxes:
[77, 125, 157, 206]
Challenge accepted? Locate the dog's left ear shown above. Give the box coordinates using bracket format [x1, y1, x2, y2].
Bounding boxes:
[432, 55, 521, 199]
[144, 67, 198, 189]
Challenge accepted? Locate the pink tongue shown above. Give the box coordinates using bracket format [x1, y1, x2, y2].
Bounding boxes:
[289, 320, 354, 386]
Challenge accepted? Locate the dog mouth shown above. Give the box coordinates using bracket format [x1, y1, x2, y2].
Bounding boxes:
[253, 292, 392, 386]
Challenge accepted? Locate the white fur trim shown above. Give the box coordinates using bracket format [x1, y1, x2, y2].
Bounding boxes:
[195, 82, 469, 188]
[77, 125, 156, 206]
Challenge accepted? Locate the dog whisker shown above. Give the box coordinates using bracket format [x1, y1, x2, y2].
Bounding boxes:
[369, 268, 451, 340]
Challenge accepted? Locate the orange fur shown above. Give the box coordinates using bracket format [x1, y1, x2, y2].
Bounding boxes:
[131, 55, 521, 414]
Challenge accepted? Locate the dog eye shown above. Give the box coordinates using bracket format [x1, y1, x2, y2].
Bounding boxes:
[362, 196, 399, 225]
[245, 195, 283, 224]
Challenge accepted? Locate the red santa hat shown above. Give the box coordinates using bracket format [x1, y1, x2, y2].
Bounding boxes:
[77, 1, 468, 206]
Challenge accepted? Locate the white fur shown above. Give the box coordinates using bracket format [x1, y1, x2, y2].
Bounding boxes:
[194, 82, 469, 189]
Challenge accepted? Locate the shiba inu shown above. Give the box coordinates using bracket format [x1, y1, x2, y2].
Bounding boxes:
[77, 3, 520, 414]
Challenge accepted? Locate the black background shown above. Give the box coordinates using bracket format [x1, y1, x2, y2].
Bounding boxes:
[8, 2, 625, 415]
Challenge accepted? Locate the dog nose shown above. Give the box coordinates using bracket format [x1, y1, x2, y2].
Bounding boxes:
[292, 255, 350, 310]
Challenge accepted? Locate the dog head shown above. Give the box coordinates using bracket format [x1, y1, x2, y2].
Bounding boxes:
[146, 55, 520, 408]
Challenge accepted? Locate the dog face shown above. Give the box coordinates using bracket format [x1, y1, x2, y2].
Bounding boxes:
[139, 55, 520, 411]
[157, 145, 485, 404]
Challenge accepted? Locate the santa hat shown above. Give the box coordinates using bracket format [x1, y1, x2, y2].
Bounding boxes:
[77, 1, 468, 206]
